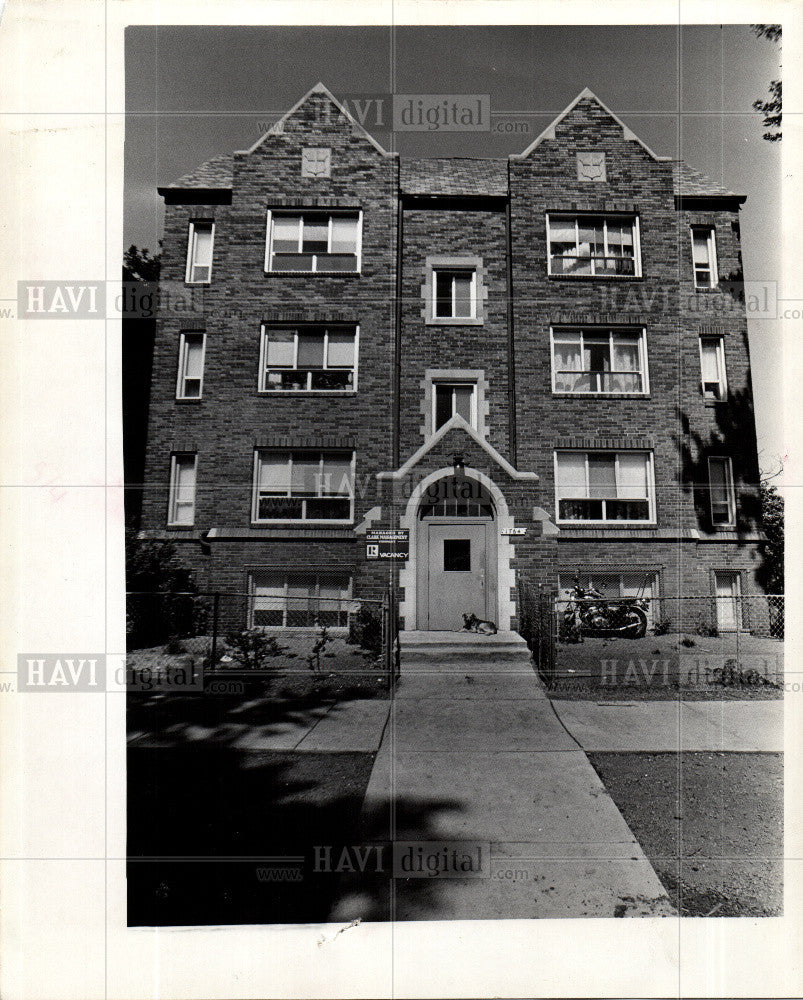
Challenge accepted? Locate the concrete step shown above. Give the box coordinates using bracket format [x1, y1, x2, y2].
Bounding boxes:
[399, 629, 533, 672]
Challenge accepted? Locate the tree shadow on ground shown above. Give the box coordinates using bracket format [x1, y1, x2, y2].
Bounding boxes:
[127, 744, 464, 926]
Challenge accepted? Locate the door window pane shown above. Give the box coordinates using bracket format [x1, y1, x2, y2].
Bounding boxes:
[443, 539, 471, 572]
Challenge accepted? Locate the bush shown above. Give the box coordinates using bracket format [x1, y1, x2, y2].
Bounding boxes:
[164, 637, 186, 655]
[696, 617, 719, 638]
[710, 658, 777, 688]
[679, 636, 696, 648]
[125, 530, 206, 649]
[224, 628, 286, 670]
[307, 625, 332, 672]
[348, 605, 382, 654]
[652, 617, 673, 636]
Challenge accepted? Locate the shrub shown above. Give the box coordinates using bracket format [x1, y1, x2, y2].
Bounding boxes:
[307, 625, 332, 672]
[679, 636, 696, 648]
[710, 658, 777, 688]
[348, 605, 382, 654]
[652, 617, 673, 636]
[164, 637, 186, 655]
[695, 617, 719, 638]
[225, 628, 286, 670]
[125, 530, 206, 649]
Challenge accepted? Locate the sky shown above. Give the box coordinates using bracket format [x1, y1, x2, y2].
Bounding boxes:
[124, 24, 783, 471]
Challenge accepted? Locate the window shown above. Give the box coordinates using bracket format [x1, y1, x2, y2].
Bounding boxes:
[176, 333, 206, 399]
[259, 325, 357, 392]
[691, 226, 718, 288]
[434, 269, 476, 319]
[253, 451, 354, 523]
[547, 215, 641, 277]
[555, 451, 654, 523]
[266, 211, 361, 272]
[250, 572, 352, 629]
[443, 539, 472, 572]
[168, 454, 197, 526]
[699, 336, 727, 400]
[434, 382, 476, 429]
[708, 457, 736, 526]
[551, 328, 648, 394]
[185, 222, 214, 284]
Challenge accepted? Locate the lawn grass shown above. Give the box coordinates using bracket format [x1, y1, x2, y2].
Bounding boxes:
[588, 751, 783, 916]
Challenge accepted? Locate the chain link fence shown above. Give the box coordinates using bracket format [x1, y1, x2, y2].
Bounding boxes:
[127, 586, 399, 690]
[517, 585, 784, 688]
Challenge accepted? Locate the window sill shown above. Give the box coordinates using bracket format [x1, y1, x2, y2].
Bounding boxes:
[425, 317, 484, 327]
[250, 520, 355, 528]
[556, 521, 657, 529]
[263, 270, 362, 277]
[551, 392, 650, 400]
[175, 397, 203, 404]
[166, 523, 196, 530]
[184, 281, 211, 287]
[694, 286, 720, 293]
[547, 274, 642, 282]
[256, 390, 358, 397]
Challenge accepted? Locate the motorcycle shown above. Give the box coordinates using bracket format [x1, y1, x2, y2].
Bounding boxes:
[562, 580, 649, 640]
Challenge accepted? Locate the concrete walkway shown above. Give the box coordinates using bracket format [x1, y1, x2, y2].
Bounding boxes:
[330, 632, 675, 921]
[551, 698, 783, 752]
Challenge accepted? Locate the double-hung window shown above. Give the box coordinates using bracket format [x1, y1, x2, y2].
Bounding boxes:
[434, 382, 476, 429]
[699, 336, 728, 400]
[708, 456, 736, 526]
[185, 221, 214, 284]
[259, 325, 358, 392]
[691, 226, 718, 288]
[249, 572, 353, 629]
[253, 451, 354, 523]
[555, 451, 654, 523]
[434, 269, 476, 319]
[547, 214, 641, 277]
[551, 327, 648, 394]
[176, 332, 206, 399]
[168, 454, 197, 526]
[266, 211, 361, 272]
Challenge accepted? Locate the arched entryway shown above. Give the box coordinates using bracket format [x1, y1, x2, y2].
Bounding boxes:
[415, 476, 497, 630]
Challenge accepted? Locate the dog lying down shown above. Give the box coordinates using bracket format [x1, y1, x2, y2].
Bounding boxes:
[462, 612, 498, 635]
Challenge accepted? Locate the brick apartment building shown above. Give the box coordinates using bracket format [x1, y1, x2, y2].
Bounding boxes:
[138, 83, 766, 634]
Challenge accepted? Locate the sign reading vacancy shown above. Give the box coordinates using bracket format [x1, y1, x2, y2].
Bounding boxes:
[366, 529, 410, 561]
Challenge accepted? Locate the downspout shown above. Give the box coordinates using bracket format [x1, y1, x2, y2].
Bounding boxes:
[393, 165, 403, 470]
[505, 163, 518, 466]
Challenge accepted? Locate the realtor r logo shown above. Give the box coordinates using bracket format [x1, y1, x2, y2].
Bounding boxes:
[18, 655, 106, 691]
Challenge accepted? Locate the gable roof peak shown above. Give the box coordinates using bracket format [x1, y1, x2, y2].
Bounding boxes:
[236, 81, 394, 158]
[511, 86, 671, 163]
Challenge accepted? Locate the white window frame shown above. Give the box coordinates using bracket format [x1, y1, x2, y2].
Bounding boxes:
[258, 325, 359, 393]
[176, 332, 206, 400]
[185, 221, 215, 284]
[553, 450, 656, 525]
[546, 214, 642, 278]
[251, 451, 356, 525]
[248, 571, 354, 631]
[432, 380, 478, 430]
[264, 210, 363, 273]
[708, 456, 736, 527]
[167, 453, 197, 527]
[550, 326, 649, 395]
[690, 226, 718, 289]
[698, 335, 728, 400]
[432, 267, 477, 320]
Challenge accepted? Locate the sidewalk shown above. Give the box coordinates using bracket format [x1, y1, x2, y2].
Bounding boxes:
[550, 698, 783, 752]
[329, 632, 675, 921]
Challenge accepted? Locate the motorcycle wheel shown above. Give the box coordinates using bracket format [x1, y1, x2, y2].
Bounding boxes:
[622, 607, 648, 639]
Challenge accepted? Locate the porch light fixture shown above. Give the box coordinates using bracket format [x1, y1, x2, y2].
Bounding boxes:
[452, 452, 465, 473]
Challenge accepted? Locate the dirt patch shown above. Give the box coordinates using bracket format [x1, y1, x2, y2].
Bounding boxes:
[551, 632, 783, 699]
[588, 751, 783, 916]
